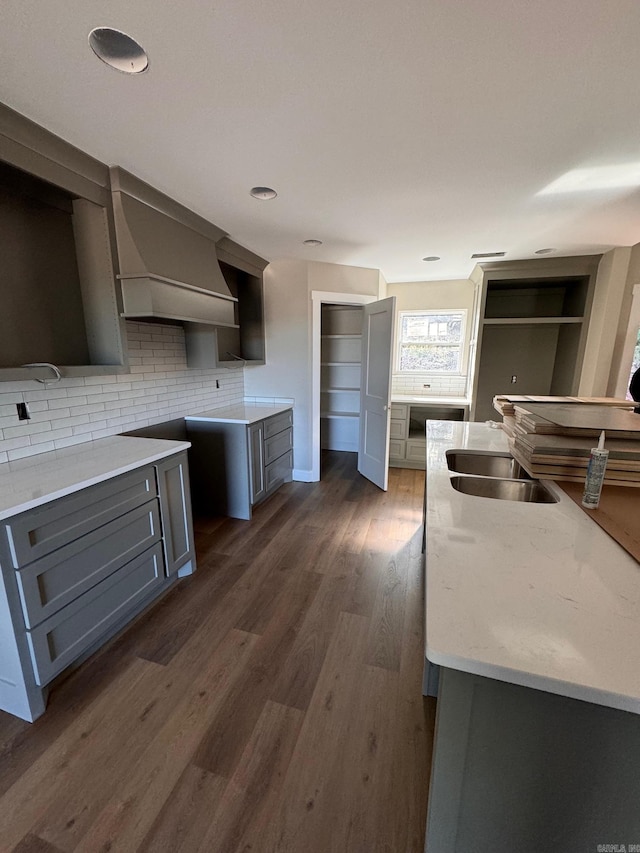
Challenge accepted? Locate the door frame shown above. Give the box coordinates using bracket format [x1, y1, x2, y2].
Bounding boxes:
[311, 290, 376, 482]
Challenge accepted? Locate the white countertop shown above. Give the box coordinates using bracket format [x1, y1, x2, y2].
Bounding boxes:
[425, 420, 640, 714]
[392, 395, 470, 406]
[0, 435, 190, 521]
[185, 403, 292, 425]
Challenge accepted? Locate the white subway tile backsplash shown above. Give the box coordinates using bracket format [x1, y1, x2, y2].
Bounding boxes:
[0, 321, 244, 462]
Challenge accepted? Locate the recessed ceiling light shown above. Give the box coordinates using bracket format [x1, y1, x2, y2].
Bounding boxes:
[535, 247, 556, 255]
[250, 187, 278, 200]
[471, 251, 506, 259]
[303, 239, 323, 247]
[88, 28, 148, 74]
[422, 256, 440, 262]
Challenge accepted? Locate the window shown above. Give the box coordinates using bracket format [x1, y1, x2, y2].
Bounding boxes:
[396, 310, 466, 373]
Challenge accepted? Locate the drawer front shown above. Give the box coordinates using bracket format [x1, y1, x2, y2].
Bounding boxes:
[264, 427, 293, 466]
[26, 542, 165, 686]
[264, 450, 293, 495]
[390, 404, 408, 420]
[263, 409, 293, 439]
[16, 500, 161, 629]
[389, 439, 406, 460]
[5, 466, 157, 569]
[405, 439, 427, 462]
[390, 419, 408, 440]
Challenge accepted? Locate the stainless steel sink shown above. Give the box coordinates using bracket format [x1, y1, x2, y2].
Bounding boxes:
[449, 475, 558, 503]
[446, 450, 531, 479]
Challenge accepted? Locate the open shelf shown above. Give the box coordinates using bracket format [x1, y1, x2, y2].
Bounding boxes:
[483, 316, 583, 326]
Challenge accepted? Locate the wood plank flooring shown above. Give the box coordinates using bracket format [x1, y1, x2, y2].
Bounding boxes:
[0, 451, 435, 853]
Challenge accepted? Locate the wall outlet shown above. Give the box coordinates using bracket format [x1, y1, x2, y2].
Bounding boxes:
[16, 402, 30, 421]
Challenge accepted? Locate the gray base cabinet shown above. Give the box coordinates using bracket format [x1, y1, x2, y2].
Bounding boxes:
[426, 667, 640, 852]
[0, 450, 195, 722]
[188, 409, 293, 520]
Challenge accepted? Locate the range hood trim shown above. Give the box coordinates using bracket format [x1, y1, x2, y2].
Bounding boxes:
[117, 273, 238, 303]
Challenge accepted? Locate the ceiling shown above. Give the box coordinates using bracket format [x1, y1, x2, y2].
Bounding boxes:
[2, 0, 640, 282]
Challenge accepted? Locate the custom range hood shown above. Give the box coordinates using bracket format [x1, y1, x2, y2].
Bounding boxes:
[110, 167, 238, 327]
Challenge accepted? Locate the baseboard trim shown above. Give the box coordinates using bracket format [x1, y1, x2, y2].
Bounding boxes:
[293, 468, 315, 482]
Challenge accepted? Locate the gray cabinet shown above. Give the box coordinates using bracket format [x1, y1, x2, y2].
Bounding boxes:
[187, 409, 293, 520]
[0, 450, 196, 721]
[470, 257, 600, 421]
[184, 239, 268, 369]
[389, 403, 467, 469]
[155, 453, 195, 577]
[248, 421, 266, 504]
[0, 103, 127, 380]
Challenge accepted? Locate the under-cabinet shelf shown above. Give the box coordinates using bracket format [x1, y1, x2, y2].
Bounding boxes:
[321, 334, 362, 339]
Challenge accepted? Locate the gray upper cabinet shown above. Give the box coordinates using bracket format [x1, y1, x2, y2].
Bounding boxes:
[470, 256, 601, 421]
[0, 104, 128, 379]
[185, 238, 268, 368]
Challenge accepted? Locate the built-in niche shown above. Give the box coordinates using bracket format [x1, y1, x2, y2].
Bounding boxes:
[471, 259, 600, 421]
[0, 104, 127, 380]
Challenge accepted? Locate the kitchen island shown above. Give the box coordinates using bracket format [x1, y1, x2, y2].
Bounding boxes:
[424, 421, 640, 850]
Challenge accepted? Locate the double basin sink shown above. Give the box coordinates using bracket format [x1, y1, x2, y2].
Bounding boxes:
[446, 450, 558, 504]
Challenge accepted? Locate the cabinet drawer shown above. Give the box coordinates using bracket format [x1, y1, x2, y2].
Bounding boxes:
[16, 500, 161, 629]
[264, 427, 293, 466]
[389, 439, 406, 460]
[4, 466, 157, 569]
[390, 419, 408, 440]
[390, 404, 408, 420]
[264, 450, 293, 494]
[263, 409, 293, 439]
[26, 542, 165, 686]
[405, 439, 427, 462]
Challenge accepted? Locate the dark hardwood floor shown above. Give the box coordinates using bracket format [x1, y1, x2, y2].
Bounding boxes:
[0, 451, 435, 853]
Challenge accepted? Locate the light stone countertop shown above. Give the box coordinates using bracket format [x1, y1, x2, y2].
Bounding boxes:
[391, 395, 470, 407]
[184, 403, 292, 425]
[0, 435, 191, 521]
[425, 420, 640, 714]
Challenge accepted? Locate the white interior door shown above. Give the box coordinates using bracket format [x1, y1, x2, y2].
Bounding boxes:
[358, 296, 396, 490]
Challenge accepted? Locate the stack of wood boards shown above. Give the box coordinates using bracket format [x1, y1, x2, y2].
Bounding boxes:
[505, 401, 640, 486]
[493, 395, 632, 440]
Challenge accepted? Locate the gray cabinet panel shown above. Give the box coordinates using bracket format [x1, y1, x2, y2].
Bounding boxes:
[263, 409, 293, 439]
[26, 543, 164, 686]
[4, 467, 157, 568]
[155, 452, 195, 576]
[264, 450, 293, 494]
[248, 422, 266, 504]
[15, 501, 161, 628]
[264, 427, 293, 466]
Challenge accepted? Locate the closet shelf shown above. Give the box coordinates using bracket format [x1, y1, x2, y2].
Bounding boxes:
[482, 316, 583, 326]
[321, 411, 360, 419]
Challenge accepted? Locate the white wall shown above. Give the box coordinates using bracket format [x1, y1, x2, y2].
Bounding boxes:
[578, 247, 632, 396]
[386, 278, 475, 397]
[609, 243, 640, 396]
[0, 322, 244, 462]
[245, 259, 385, 478]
